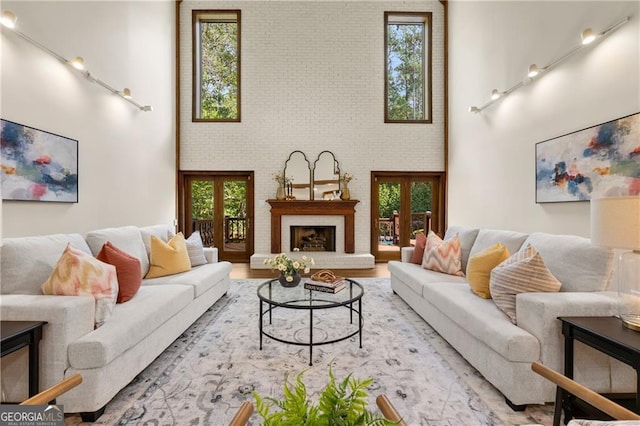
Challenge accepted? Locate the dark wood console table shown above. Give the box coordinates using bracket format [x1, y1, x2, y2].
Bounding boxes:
[1, 321, 47, 398]
[555, 316, 640, 425]
[267, 200, 359, 253]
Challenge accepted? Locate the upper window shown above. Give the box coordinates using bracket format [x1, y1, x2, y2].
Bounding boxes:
[384, 12, 431, 123]
[193, 10, 241, 122]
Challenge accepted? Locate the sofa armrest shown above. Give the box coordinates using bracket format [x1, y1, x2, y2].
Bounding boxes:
[516, 291, 617, 372]
[204, 247, 218, 263]
[0, 295, 95, 399]
[400, 247, 414, 263]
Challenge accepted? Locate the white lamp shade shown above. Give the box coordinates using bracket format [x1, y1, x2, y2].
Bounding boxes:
[590, 196, 640, 250]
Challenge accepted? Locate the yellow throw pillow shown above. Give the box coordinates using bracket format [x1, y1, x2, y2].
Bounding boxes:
[466, 243, 510, 298]
[145, 232, 191, 278]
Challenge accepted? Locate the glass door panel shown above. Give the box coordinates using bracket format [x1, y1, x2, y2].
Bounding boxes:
[371, 172, 444, 262]
[182, 172, 253, 262]
[189, 179, 214, 247]
[410, 181, 433, 245]
[222, 180, 247, 254]
[374, 179, 401, 261]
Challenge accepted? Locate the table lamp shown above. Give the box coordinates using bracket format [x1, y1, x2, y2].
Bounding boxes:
[590, 195, 640, 331]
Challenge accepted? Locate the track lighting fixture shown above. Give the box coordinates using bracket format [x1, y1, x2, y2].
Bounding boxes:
[0, 10, 152, 112]
[527, 64, 540, 78]
[0, 10, 17, 28]
[469, 17, 629, 113]
[581, 28, 596, 45]
[70, 56, 84, 70]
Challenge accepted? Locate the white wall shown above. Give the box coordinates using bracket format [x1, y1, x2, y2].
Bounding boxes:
[179, 1, 445, 254]
[448, 1, 640, 237]
[1, 1, 175, 238]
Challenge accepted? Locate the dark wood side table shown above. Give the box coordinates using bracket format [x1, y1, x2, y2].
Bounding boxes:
[1, 321, 47, 399]
[555, 316, 640, 426]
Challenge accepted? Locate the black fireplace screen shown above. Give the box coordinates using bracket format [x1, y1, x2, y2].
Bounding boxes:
[290, 226, 336, 252]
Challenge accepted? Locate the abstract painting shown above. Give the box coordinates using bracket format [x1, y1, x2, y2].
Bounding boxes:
[535, 112, 640, 203]
[1, 119, 78, 203]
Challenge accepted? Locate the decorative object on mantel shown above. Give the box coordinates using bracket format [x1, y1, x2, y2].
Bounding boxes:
[468, 16, 629, 113]
[1, 119, 78, 203]
[273, 171, 289, 200]
[535, 112, 639, 203]
[263, 252, 314, 287]
[0, 10, 152, 112]
[591, 195, 640, 332]
[340, 172, 354, 200]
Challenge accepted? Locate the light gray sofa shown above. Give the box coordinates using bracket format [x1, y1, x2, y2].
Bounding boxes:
[0, 224, 232, 421]
[388, 226, 636, 409]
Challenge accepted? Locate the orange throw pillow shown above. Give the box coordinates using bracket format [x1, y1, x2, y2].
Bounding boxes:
[97, 241, 142, 303]
[410, 232, 427, 264]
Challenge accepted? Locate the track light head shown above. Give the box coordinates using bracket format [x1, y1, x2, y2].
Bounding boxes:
[141, 105, 153, 112]
[581, 28, 596, 45]
[490, 89, 502, 100]
[468, 106, 480, 113]
[527, 64, 540, 78]
[1, 10, 17, 28]
[70, 56, 84, 70]
[122, 88, 132, 99]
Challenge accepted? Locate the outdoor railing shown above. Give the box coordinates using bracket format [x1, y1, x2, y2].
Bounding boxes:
[378, 211, 431, 245]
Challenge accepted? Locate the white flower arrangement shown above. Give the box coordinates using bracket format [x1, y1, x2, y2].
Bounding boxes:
[340, 173, 354, 184]
[263, 253, 314, 282]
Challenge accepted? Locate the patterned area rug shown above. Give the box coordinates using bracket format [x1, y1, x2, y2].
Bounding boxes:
[67, 278, 553, 425]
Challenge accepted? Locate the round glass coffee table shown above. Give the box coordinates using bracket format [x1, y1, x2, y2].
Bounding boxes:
[257, 278, 364, 366]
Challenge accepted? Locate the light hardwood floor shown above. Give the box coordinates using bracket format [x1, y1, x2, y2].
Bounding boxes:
[230, 262, 391, 279]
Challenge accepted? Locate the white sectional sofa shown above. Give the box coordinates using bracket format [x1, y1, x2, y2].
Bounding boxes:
[388, 226, 637, 409]
[0, 224, 232, 421]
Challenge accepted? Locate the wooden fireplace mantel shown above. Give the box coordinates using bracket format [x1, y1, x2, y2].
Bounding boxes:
[267, 200, 359, 253]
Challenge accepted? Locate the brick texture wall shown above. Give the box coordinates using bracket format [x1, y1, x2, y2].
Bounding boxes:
[180, 1, 445, 254]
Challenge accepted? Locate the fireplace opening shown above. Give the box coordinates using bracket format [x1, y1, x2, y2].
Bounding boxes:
[290, 226, 336, 252]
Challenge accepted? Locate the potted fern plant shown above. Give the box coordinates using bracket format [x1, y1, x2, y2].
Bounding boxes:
[253, 366, 398, 425]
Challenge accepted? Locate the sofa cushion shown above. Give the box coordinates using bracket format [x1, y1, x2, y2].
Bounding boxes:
[143, 261, 232, 297]
[186, 231, 208, 267]
[468, 228, 528, 260]
[522, 233, 614, 292]
[466, 243, 510, 299]
[2, 233, 91, 295]
[68, 284, 193, 369]
[422, 231, 464, 276]
[145, 233, 192, 279]
[443, 226, 479, 273]
[140, 224, 173, 257]
[409, 232, 427, 264]
[96, 242, 143, 303]
[422, 281, 540, 362]
[387, 261, 467, 296]
[85, 226, 149, 277]
[490, 245, 562, 324]
[42, 244, 118, 327]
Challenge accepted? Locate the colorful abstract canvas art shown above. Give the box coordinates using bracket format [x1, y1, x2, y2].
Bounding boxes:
[1, 119, 78, 203]
[536, 112, 640, 203]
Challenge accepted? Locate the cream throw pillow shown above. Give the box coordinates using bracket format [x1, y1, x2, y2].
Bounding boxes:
[145, 232, 192, 278]
[42, 244, 118, 327]
[466, 242, 510, 298]
[421, 231, 464, 276]
[490, 244, 562, 324]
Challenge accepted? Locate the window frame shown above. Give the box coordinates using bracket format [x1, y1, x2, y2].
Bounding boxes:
[192, 9, 241, 123]
[384, 11, 432, 124]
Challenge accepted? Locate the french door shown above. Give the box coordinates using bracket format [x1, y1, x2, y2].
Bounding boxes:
[180, 171, 254, 262]
[371, 172, 445, 262]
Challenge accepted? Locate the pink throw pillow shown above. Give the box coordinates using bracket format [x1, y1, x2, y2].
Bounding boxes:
[421, 231, 464, 276]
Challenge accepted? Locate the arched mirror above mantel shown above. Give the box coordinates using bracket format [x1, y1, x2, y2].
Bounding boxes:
[312, 151, 340, 200]
[283, 150, 312, 200]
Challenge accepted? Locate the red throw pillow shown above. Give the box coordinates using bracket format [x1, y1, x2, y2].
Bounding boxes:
[410, 232, 427, 264]
[97, 241, 142, 303]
